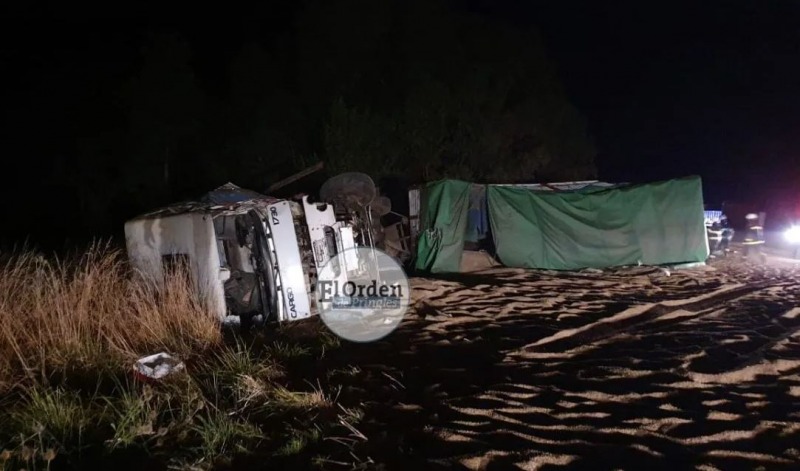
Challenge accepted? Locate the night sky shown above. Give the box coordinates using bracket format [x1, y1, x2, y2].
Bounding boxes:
[481, 0, 800, 206]
[2, 0, 800, 245]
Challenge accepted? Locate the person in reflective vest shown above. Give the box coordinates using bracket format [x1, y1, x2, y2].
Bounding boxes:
[707, 215, 734, 256]
[742, 213, 765, 258]
[720, 215, 734, 250]
[707, 220, 724, 254]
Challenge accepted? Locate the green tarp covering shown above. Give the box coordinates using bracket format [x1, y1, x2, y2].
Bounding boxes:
[415, 180, 472, 273]
[416, 176, 709, 272]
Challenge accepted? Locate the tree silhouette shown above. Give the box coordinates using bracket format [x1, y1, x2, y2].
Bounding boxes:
[2, 0, 597, 244]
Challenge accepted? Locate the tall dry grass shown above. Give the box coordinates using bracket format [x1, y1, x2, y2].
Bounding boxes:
[0, 242, 222, 389]
[0, 243, 362, 469]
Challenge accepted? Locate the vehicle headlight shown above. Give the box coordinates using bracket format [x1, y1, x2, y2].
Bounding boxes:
[785, 226, 800, 244]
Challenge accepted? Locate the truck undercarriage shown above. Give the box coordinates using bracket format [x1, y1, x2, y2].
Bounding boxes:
[124, 172, 410, 327]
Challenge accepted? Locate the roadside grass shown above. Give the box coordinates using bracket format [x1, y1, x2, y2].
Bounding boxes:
[192, 411, 263, 461]
[267, 340, 312, 361]
[0, 244, 367, 469]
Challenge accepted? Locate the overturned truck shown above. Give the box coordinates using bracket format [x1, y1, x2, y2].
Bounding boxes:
[124, 173, 391, 326]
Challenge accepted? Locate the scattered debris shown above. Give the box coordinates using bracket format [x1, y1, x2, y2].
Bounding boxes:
[460, 250, 501, 272]
[670, 262, 707, 270]
[413, 301, 452, 321]
[134, 353, 185, 381]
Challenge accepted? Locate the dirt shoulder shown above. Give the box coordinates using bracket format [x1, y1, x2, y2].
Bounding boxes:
[325, 251, 800, 469]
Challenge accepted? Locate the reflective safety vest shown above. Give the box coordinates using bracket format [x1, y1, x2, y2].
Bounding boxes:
[743, 226, 764, 245]
[707, 229, 723, 241]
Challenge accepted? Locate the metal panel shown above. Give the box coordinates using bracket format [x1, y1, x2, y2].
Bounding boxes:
[266, 201, 312, 321]
[337, 226, 359, 270]
[301, 195, 338, 271]
[125, 213, 227, 320]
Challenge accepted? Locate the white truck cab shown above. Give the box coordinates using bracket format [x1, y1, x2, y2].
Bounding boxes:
[124, 183, 359, 326]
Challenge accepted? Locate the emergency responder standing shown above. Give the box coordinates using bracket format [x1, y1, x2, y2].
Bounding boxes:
[720, 215, 734, 252]
[743, 213, 766, 262]
[708, 215, 734, 256]
[707, 220, 724, 255]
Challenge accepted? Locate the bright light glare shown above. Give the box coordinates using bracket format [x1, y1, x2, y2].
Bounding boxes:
[785, 226, 800, 244]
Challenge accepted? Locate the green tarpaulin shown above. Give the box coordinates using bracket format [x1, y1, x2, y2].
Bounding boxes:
[415, 180, 472, 273]
[416, 176, 709, 272]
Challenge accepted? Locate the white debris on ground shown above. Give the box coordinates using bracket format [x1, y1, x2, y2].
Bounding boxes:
[134, 352, 185, 380]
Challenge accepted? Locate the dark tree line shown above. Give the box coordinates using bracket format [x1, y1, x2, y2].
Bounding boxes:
[2, 0, 596, 245]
